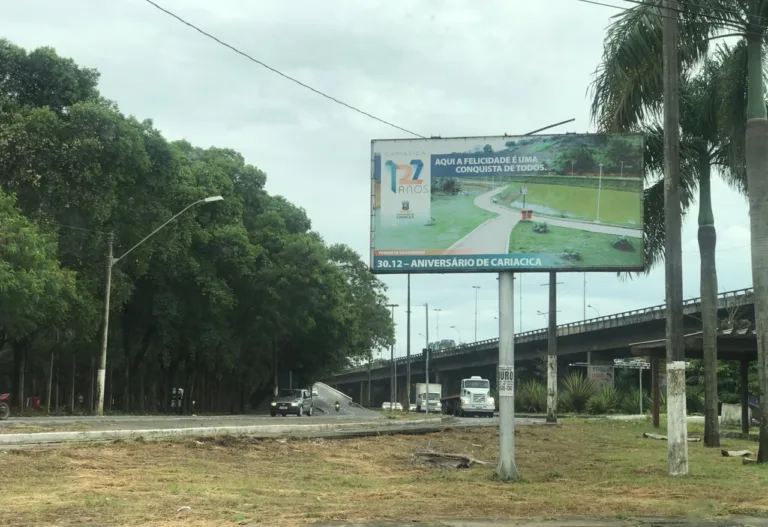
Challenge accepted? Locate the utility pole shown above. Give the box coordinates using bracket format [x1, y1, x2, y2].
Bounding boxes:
[496, 271, 518, 480]
[473, 285, 481, 341]
[367, 349, 372, 407]
[541, 272, 562, 424]
[406, 275, 412, 412]
[434, 308, 442, 342]
[424, 303, 430, 416]
[94, 232, 114, 416]
[386, 303, 398, 412]
[583, 274, 586, 320]
[663, 0, 688, 476]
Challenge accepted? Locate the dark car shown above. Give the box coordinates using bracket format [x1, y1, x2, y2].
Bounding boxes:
[270, 388, 314, 417]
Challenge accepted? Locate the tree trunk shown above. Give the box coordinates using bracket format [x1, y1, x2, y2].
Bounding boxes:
[46, 350, 55, 414]
[55, 366, 60, 412]
[88, 353, 95, 414]
[662, 0, 687, 476]
[698, 155, 720, 447]
[139, 368, 145, 414]
[17, 344, 26, 415]
[69, 355, 76, 414]
[745, 32, 768, 464]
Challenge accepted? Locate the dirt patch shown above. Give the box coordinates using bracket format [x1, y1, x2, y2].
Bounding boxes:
[1, 420, 767, 526]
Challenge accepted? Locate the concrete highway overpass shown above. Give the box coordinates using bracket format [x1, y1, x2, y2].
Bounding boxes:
[325, 288, 754, 407]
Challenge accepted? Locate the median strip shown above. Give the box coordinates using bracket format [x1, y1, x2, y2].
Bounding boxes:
[0, 417, 451, 446]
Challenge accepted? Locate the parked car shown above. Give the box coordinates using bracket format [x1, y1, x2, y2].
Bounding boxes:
[271, 389, 314, 417]
[381, 402, 403, 411]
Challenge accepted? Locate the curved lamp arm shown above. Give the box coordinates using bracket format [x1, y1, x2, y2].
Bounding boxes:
[112, 195, 223, 265]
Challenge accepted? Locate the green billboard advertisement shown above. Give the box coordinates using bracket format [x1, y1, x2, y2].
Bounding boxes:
[370, 133, 644, 274]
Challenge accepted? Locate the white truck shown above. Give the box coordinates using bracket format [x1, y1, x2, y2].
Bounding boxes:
[441, 376, 495, 417]
[415, 382, 442, 413]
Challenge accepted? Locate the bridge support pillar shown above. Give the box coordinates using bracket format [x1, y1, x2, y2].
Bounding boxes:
[651, 356, 660, 428]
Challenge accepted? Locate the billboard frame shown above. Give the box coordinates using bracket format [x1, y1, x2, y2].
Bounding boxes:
[369, 132, 646, 275]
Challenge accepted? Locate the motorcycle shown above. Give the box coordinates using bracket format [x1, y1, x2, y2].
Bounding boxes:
[0, 393, 10, 421]
[334, 401, 340, 412]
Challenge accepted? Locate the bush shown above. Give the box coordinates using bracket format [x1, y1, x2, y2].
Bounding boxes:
[587, 385, 623, 414]
[561, 247, 582, 261]
[612, 236, 634, 252]
[620, 388, 651, 415]
[532, 222, 550, 234]
[561, 372, 596, 413]
[516, 379, 547, 412]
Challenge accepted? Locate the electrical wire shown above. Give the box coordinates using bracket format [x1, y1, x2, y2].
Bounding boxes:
[142, 0, 426, 139]
[579, 0, 768, 37]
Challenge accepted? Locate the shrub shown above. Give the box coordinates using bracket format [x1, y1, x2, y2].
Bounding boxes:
[561, 247, 582, 261]
[612, 236, 634, 252]
[561, 372, 596, 413]
[620, 388, 651, 415]
[532, 222, 550, 234]
[516, 379, 547, 412]
[587, 385, 623, 414]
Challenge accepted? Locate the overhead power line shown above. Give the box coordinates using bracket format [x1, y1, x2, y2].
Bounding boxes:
[142, 0, 426, 139]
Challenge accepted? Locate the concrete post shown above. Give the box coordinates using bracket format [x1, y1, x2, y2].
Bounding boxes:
[741, 360, 750, 434]
[496, 271, 518, 481]
[547, 271, 558, 423]
[666, 361, 689, 476]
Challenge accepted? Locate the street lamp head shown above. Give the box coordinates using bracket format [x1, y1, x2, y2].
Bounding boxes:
[203, 195, 224, 203]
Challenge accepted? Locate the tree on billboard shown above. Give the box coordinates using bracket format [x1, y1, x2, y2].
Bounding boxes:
[590, 2, 752, 449]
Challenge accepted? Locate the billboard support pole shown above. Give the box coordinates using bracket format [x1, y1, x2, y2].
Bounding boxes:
[496, 271, 518, 481]
[546, 272, 558, 424]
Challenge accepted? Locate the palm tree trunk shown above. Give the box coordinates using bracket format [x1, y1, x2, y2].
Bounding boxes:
[745, 31, 768, 463]
[697, 156, 719, 447]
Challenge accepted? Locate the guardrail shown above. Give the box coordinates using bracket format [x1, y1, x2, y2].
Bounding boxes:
[335, 287, 754, 377]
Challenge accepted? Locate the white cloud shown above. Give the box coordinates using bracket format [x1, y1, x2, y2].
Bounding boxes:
[0, 0, 754, 357]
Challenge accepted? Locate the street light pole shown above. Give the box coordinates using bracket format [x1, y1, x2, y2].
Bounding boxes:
[386, 303, 399, 412]
[434, 308, 442, 343]
[424, 303, 430, 416]
[94, 195, 224, 416]
[472, 285, 480, 341]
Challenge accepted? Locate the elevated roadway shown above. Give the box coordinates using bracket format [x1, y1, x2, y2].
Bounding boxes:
[326, 288, 753, 401]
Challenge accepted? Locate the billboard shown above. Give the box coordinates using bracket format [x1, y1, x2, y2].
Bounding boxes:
[370, 133, 644, 274]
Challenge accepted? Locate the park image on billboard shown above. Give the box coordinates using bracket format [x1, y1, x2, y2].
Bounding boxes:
[370, 133, 645, 274]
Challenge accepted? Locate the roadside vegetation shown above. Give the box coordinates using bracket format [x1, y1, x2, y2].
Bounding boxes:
[1, 419, 764, 526]
[0, 39, 395, 416]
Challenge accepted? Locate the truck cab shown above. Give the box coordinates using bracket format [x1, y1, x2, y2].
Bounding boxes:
[442, 376, 495, 417]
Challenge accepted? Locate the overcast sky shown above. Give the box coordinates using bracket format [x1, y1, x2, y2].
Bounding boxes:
[1, 0, 753, 358]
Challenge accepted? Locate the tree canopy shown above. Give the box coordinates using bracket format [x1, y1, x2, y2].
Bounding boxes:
[0, 38, 394, 413]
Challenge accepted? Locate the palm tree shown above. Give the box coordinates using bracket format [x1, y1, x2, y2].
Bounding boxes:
[589, 2, 753, 449]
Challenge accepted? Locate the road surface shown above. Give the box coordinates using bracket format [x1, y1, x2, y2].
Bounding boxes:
[446, 186, 643, 255]
[447, 186, 519, 253]
[312, 382, 382, 419]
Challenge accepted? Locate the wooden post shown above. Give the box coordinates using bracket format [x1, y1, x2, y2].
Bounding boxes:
[741, 359, 750, 434]
[652, 356, 660, 428]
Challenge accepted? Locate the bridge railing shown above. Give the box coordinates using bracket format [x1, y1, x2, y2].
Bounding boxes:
[337, 287, 754, 376]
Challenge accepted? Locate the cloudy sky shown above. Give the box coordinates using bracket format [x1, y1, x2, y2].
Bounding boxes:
[1, 0, 753, 358]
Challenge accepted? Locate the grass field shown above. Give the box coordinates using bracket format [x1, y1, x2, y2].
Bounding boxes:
[373, 193, 494, 251]
[1, 419, 765, 527]
[508, 222, 643, 268]
[498, 182, 642, 227]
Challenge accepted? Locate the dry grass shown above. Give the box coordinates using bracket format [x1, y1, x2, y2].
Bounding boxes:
[1, 419, 767, 527]
[0, 422, 92, 434]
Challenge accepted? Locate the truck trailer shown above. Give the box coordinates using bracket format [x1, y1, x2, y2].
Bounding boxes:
[441, 376, 495, 417]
